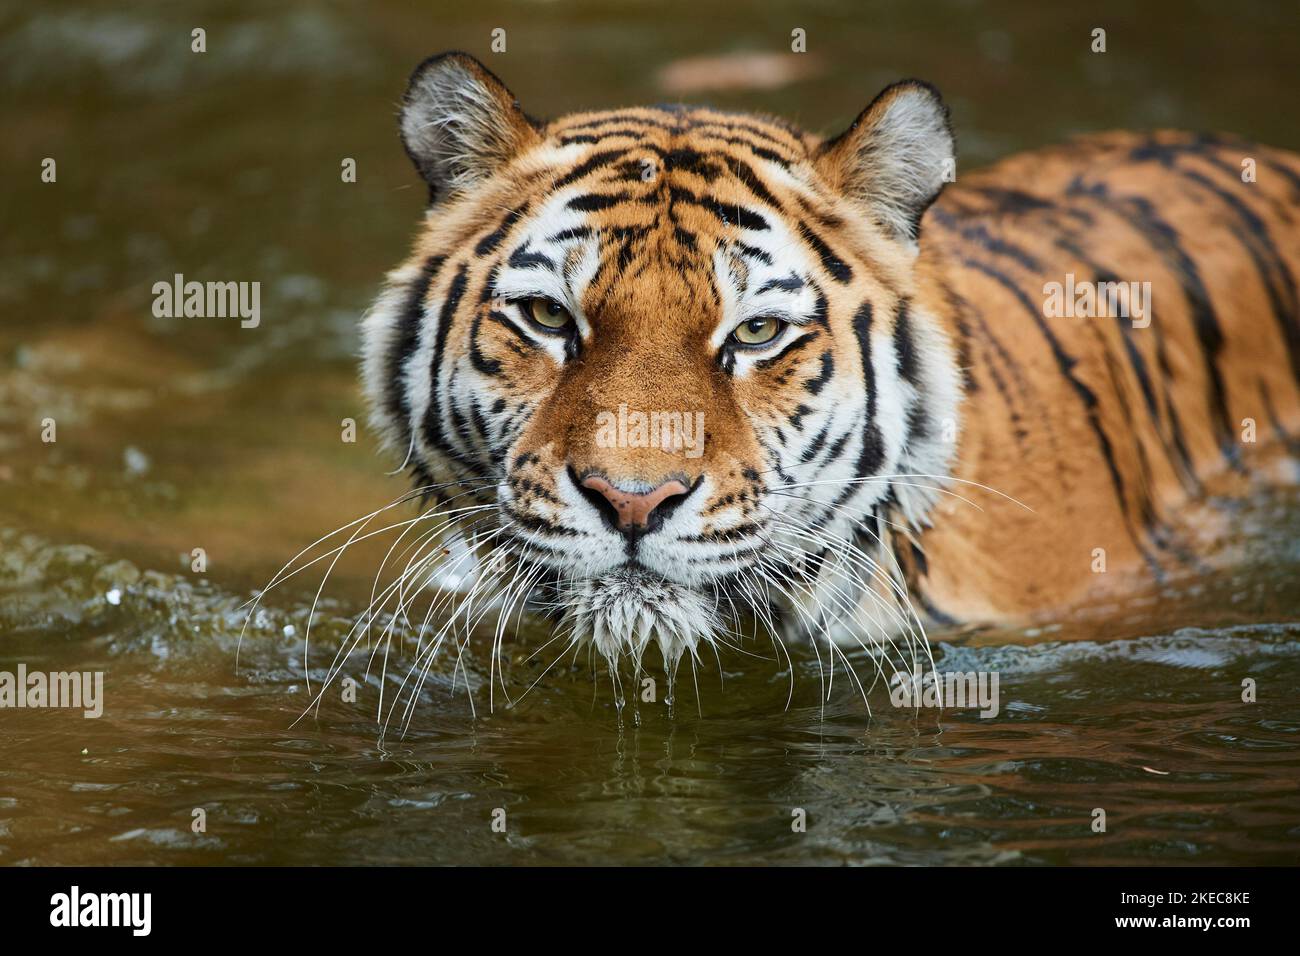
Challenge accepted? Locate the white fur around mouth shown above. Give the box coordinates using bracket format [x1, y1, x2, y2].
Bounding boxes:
[559, 567, 721, 675]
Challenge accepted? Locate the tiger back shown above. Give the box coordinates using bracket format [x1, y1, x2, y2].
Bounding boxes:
[908, 131, 1300, 627]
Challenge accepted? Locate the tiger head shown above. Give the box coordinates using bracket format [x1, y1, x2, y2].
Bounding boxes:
[362, 52, 961, 680]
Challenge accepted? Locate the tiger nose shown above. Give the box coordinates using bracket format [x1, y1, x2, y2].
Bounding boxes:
[578, 474, 692, 532]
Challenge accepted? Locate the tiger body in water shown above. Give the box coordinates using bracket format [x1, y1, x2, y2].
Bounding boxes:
[360, 52, 1300, 680]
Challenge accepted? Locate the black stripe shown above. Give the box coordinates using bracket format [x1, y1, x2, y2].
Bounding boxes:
[710, 198, 769, 231]
[963, 289, 1031, 436]
[1093, 327, 1166, 577]
[468, 399, 495, 455]
[800, 420, 832, 463]
[809, 285, 829, 327]
[756, 274, 804, 295]
[557, 128, 655, 146]
[964, 257, 1137, 536]
[664, 148, 724, 179]
[1261, 380, 1300, 456]
[682, 522, 765, 544]
[554, 148, 628, 188]
[973, 186, 1054, 214]
[1067, 179, 1241, 464]
[567, 192, 631, 212]
[387, 255, 445, 436]
[548, 226, 593, 243]
[810, 303, 885, 535]
[916, 591, 960, 628]
[559, 112, 676, 133]
[666, 184, 769, 230]
[1175, 165, 1300, 391]
[823, 422, 855, 462]
[804, 350, 834, 395]
[1260, 149, 1300, 199]
[421, 264, 469, 456]
[506, 244, 553, 271]
[1052, 232, 1199, 493]
[937, 280, 977, 393]
[930, 206, 1042, 271]
[797, 221, 852, 282]
[469, 310, 502, 377]
[445, 366, 474, 461]
[849, 302, 884, 477]
[719, 155, 785, 209]
[504, 507, 581, 538]
[484, 308, 538, 349]
[689, 119, 800, 152]
[693, 132, 795, 169]
[733, 241, 772, 266]
[475, 205, 527, 256]
[614, 158, 651, 182]
[755, 331, 817, 370]
[893, 298, 918, 385]
[905, 401, 930, 444]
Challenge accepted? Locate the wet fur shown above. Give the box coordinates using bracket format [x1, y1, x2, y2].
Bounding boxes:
[361, 52, 1300, 690]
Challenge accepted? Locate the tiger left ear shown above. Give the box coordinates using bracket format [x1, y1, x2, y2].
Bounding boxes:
[399, 51, 541, 204]
[815, 80, 955, 245]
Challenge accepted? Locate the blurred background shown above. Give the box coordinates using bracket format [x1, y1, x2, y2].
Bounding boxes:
[1, 1, 1299, 866]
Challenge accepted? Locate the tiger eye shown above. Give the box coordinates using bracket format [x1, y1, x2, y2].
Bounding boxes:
[733, 316, 782, 346]
[524, 297, 574, 330]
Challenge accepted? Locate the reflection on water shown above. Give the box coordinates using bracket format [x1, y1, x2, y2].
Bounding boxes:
[2, 0, 1299, 865]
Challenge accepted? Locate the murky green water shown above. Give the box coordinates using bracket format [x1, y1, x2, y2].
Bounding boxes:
[2, 0, 1299, 865]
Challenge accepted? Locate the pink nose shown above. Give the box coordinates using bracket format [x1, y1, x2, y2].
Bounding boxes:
[579, 475, 691, 530]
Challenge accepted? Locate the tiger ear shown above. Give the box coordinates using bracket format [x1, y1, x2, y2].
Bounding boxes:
[815, 80, 954, 245]
[400, 51, 541, 203]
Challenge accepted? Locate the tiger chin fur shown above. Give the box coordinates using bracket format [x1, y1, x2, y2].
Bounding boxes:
[360, 51, 1300, 685]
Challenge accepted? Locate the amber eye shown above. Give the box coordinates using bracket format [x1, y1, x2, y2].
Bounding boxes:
[521, 297, 574, 331]
[731, 316, 783, 346]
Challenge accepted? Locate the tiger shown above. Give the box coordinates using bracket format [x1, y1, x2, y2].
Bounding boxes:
[360, 51, 1300, 687]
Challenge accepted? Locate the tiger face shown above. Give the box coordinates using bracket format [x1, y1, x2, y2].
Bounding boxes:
[362, 52, 962, 679]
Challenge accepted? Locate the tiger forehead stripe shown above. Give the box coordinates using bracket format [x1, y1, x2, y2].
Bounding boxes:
[544, 144, 794, 215]
[552, 113, 805, 157]
[554, 106, 805, 143]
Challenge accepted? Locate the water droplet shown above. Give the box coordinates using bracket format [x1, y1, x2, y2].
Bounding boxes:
[123, 445, 150, 476]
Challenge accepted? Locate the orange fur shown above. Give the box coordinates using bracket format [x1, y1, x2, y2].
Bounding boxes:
[364, 54, 1300, 658]
[911, 131, 1300, 625]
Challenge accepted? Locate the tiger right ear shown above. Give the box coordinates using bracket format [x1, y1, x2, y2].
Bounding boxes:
[815, 80, 955, 245]
[399, 52, 541, 204]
